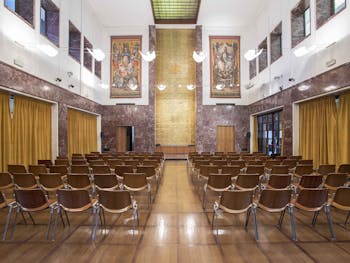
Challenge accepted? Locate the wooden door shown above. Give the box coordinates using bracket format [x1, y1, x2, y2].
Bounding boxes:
[116, 126, 127, 152]
[216, 126, 235, 153]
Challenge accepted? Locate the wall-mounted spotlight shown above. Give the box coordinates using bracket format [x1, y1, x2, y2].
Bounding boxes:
[67, 71, 73, 78]
[55, 77, 62, 82]
[68, 84, 74, 89]
[288, 78, 295, 82]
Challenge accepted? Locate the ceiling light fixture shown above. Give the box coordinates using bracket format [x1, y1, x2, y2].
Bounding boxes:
[87, 48, 105, 61]
[157, 84, 166, 91]
[38, 44, 58, 57]
[324, 85, 337, 92]
[139, 50, 156, 62]
[186, 84, 195, 91]
[129, 84, 138, 91]
[298, 85, 310, 91]
[215, 84, 224, 90]
[293, 45, 317, 57]
[244, 49, 263, 61]
[192, 51, 206, 63]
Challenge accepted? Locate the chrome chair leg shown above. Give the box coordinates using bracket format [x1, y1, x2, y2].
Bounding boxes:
[324, 205, 336, 241]
[252, 206, 259, 241]
[278, 209, 286, 228]
[311, 211, 320, 226]
[289, 206, 297, 241]
[3, 204, 14, 240]
[345, 211, 350, 225]
[244, 207, 251, 229]
[52, 206, 60, 241]
[46, 206, 54, 240]
[10, 206, 20, 240]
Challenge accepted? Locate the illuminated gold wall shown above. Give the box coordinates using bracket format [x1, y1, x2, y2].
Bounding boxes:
[156, 29, 196, 145]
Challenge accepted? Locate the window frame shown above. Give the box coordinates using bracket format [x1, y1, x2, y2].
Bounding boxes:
[39, 0, 60, 47]
[4, 0, 35, 28]
[68, 21, 81, 64]
[83, 37, 93, 72]
[270, 22, 283, 65]
[316, 0, 347, 29]
[291, 0, 311, 48]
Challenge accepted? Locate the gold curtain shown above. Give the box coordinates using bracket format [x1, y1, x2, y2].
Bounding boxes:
[0, 92, 11, 172]
[299, 96, 337, 168]
[0, 93, 52, 171]
[67, 108, 97, 157]
[253, 115, 258, 152]
[337, 91, 350, 165]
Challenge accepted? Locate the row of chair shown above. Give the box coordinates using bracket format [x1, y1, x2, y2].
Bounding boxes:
[2, 188, 138, 241]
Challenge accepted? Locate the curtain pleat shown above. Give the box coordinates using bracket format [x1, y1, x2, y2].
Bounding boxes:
[67, 108, 97, 157]
[299, 96, 337, 168]
[253, 115, 258, 152]
[0, 93, 52, 171]
[337, 91, 350, 166]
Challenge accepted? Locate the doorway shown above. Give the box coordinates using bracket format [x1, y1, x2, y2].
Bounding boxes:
[116, 126, 134, 152]
[216, 126, 235, 153]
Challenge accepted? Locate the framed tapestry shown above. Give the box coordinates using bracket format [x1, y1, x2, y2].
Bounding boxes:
[110, 36, 142, 98]
[209, 36, 241, 98]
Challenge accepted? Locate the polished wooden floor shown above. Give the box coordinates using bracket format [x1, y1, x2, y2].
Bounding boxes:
[1, 161, 350, 262]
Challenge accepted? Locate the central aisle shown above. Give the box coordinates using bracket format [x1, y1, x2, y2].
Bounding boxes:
[133, 160, 222, 262]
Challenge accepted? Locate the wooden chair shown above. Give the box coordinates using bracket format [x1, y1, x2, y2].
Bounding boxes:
[28, 165, 48, 178]
[246, 165, 265, 176]
[213, 190, 257, 241]
[121, 173, 151, 209]
[71, 165, 90, 174]
[49, 165, 68, 178]
[38, 173, 65, 193]
[203, 173, 232, 209]
[4, 189, 57, 240]
[298, 159, 313, 165]
[12, 173, 38, 189]
[8, 165, 27, 174]
[233, 174, 260, 191]
[292, 175, 323, 195]
[114, 165, 134, 180]
[67, 173, 92, 191]
[89, 160, 106, 166]
[323, 173, 348, 192]
[107, 159, 124, 167]
[53, 189, 97, 240]
[257, 189, 295, 240]
[281, 159, 298, 170]
[38, 160, 53, 168]
[94, 174, 119, 191]
[294, 165, 314, 179]
[91, 165, 111, 175]
[270, 165, 289, 175]
[317, 164, 336, 176]
[71, 159, 88, 166]
[0, 172, 14, 192]
[55, 159, 70, 167]
[330, 187, 350, 225]
[264, 174, 292, 190]
[95, 190, 138, 239]
[293, 189, 335, 240]
[338, 164, 350, 174]
[137, 165, 159, 190]
[221, 165, 241, 178]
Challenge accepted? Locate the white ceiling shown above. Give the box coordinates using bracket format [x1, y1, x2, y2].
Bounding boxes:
[87, 0, 268, 27]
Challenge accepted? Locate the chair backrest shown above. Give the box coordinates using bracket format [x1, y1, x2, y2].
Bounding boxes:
[229, 160, 246, 169]
[214, 152, 224, 155]
[258, 189, 292, 211]
[136, 166, 156, 178]
[56, 156, 68, 159]
[57, 189, 92, 212]
[122, 173, 147, 190]
[124, 160, 140, 168]
[143, 160, 159, 167]
[107, 159, 123, 166]
[246, 165, 264, 175]
[323, 173, 348, 190]
[221, 165, 241, 177]
[91, 165, 111, 174]
[55, 159, 70, 167]
[332, 187, 350, 210]
[71, 165, 90, 174]
[298, 175, 323, 189]
[194, 160, 210, 169]
[235, 174, 260, 190]
[67, 174, 91, 190]
[289, 155, 302, 160]
[49, 165, 68, 176]
[247, 160, 263, 166]
[0, 172, 13, 190]
[201, 152, 211, 156]
[212, 160, 228, 167]
[298, 159, 313, 165]
[28, 165, 47, 177]
[89, 160, 106, 166]
[38, 159, 53, 168]
[281, 159, 298, 169]
[265, 160, 281, 169]
[338, 164, 350, 174]
[13, 173, 38, 189]
[14, 189, 48, 211]
[71, 159, 88, 165]
[296, 189, 328, 211]
[207, 174, 232, 190]
[295, 165, 314, 176]
[199, 165, 219, 178]
[114, 165, 134, 177]
[8, 165, 27, 174]
[0, 192, 6, 208]
[317, 164, 336, 175]
[98, 190, 132, 212]
[38, 173, 64, 191]
[275, 156, 287, 161]
[220, 190, 254, 212]
[267, 174, 292, 189]
[270, 165, 289, 174]
[94, 174, 119, 190]
[226, 156, 240, 162]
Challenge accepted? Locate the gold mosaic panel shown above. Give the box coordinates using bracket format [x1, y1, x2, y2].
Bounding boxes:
[155, 29, 196, 145]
